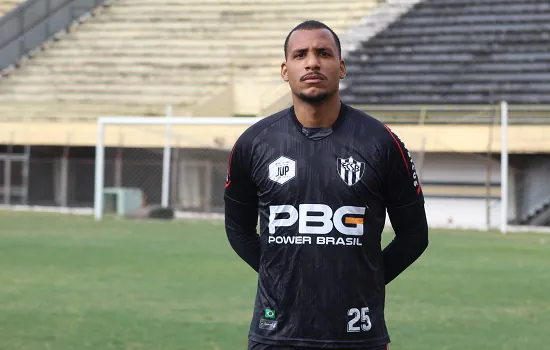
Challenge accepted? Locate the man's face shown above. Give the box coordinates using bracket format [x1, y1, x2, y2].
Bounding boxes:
[282, 28, 346, 104]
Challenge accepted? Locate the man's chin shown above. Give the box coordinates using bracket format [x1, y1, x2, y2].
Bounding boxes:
[296, 91, 330, 104]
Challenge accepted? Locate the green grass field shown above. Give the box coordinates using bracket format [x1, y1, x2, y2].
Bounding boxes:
[0, 211, 549, 350]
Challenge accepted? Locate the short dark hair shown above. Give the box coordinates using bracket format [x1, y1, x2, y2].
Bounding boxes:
[284, 20, 342, 60]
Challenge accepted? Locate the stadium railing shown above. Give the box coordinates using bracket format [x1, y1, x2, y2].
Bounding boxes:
[0, 0, 109, 72]
[350, 104, 550, 125]
[0, 104, 548, 125]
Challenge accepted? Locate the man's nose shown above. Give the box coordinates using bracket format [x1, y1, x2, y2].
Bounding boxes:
[305, 53, 320, 70]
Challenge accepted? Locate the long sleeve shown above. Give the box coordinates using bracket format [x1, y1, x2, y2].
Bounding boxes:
[383, 201, 429, 284]
[225, 196, 260, 272]
[381, 125, 429, 284]
[224, 133, 261, 272]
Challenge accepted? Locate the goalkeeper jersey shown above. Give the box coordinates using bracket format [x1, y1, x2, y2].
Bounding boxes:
[224, 102, 424, 348]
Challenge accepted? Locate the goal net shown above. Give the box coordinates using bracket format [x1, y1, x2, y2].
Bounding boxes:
[93, 112, 260, 221]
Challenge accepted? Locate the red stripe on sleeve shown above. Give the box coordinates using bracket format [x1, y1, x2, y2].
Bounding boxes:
[384, 125, 410, 175]
[225, 145, 236, 188]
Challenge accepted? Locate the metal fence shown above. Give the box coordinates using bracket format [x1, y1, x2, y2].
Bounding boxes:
[0, 146, 228, 213]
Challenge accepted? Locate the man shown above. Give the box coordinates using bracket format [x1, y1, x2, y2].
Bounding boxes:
[224, 20, 429, 350]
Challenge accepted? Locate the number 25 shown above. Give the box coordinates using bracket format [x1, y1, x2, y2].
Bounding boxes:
[347, 307, 372, 332]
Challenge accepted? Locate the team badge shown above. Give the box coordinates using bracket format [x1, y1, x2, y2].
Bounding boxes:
[337, 156, 365, 186]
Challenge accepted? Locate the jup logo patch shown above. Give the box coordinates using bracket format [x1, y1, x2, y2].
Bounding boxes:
[268, 156, 296, 185]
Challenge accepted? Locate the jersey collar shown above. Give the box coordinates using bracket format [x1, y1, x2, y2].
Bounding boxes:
[288, 101, 348, 135]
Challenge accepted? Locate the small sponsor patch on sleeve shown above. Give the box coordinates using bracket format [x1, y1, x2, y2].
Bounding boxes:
[259, 319, 278, 331]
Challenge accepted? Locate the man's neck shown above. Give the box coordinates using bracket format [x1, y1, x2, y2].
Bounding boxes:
[293, 94, 342, 128]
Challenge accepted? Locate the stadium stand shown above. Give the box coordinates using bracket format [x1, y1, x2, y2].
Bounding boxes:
[0, 0, 379, 119]
[341, 0, 550, 115]
[0, 0, 20, 16]
[337, 0, 550, 226]
[515, 156, 550, 225]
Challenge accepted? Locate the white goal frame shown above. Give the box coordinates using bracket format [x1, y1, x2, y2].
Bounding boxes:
[93, 112, 262, 222]
[93, 102, 510, 234]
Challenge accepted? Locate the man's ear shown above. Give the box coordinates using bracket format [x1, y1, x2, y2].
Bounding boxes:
[281, 62, 289, 82]
[340, 59, 347, 80]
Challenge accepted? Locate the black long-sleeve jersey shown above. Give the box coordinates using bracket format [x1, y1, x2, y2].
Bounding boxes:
[224, 102, 426, 349]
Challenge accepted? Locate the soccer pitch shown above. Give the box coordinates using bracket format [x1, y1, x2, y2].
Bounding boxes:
[0, 211, 548, 350]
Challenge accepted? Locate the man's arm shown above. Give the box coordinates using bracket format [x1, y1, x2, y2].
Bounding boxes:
[383, 202, 428, 284]
[225, 197, 260, 272]
[224, 136, 261, 272]
[381, 125, 429, 284]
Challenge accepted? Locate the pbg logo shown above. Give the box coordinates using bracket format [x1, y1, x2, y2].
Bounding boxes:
[269, 204, 365, 235]
[268, 204, 365, 246]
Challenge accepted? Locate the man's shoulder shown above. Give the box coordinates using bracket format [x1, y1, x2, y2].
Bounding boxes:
[346, 104, 386, 129]
[346, 105, 415, 158]
[235, 108, 290, 146]
[344, 104, 396, 143]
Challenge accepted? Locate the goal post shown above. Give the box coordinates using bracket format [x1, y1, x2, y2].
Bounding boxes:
[93, 113, 262, 221]
[500, 100, 508, 235]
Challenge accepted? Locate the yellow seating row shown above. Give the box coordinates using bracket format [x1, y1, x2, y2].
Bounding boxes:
[0, 0, 379, 120]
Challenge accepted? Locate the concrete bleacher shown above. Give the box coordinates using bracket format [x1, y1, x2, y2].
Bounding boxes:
[0, 0, 378, 119]
[341, 0, 550, 109]
[0, 0, 20, 16]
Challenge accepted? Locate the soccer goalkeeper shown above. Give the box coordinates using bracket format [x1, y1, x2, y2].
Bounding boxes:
[224, 20, 429, 350]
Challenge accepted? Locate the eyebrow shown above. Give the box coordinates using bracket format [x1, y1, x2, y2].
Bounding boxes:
[292, 47, 334, 54]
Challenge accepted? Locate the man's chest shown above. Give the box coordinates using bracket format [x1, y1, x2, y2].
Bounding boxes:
[251, 141, 383, 206]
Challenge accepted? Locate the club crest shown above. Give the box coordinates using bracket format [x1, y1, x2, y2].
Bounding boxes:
[337, 156, 365, 186]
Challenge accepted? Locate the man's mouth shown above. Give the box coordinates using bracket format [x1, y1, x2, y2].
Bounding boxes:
[301, 74, 326, 82]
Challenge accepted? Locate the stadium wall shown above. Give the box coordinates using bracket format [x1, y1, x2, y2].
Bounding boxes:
[419, 152, 503, 229]
[418, 153, 550, 229]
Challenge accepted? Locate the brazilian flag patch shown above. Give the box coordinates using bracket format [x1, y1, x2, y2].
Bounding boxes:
[264, 308, 276, 319]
